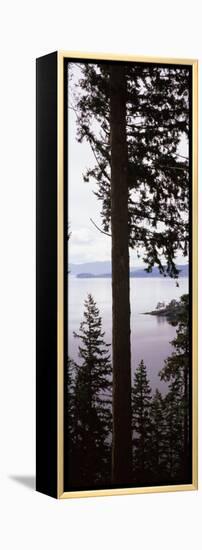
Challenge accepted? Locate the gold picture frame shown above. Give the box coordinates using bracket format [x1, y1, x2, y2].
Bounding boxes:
[36, 51, 198, 499]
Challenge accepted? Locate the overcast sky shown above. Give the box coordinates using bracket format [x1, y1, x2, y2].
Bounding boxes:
[68, 66, 189, 267]
[68, 107, 112, 264]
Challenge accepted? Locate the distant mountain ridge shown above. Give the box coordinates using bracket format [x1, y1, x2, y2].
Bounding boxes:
[69, 262, 188, 279]
[69, 261, 112, 276]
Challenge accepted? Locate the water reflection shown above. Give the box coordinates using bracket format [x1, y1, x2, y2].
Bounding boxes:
[66, 289, 191, 488]
[68, 276, 189, 394]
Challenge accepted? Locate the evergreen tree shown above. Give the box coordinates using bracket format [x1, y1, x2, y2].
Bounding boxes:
[150, 389, 168, 483]
[65, 357, 79, 485]
[132, 360, 152, 482]
[70, 62, 190, 482]
[159, 294, 190, 480]
[109, 64, 132, 483]
[72, 63, 190, 275]
[163, 379, 184, 481]
[68, 294, 112, 488]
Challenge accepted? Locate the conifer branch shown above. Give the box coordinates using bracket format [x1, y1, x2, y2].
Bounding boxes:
[90, 218, 112, 237]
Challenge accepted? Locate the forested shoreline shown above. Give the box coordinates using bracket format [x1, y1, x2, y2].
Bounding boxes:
[65, 293, 190, 489]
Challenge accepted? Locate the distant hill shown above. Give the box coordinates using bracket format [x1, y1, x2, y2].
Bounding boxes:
[69, 262, 188, 279]
[69, 261, 112, 276]
[130, 264, 188, 278]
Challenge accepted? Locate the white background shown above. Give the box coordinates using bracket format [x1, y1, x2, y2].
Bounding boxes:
[0, 1, 201, 548]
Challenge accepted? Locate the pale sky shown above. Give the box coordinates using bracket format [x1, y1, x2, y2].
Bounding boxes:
[68, 65, 189, 267]
[68, 107, 112, 264]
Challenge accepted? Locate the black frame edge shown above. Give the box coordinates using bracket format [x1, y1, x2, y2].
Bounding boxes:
[36, 51, 58, 498]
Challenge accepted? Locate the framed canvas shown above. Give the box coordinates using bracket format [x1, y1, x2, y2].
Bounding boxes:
[36, 51, 198, 499]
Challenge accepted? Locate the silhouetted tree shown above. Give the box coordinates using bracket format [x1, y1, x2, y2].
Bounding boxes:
[66, 357, 79, 484]
[109, 64, 132, 483]
[163, 379, 184, 480]
[70, 62, 190, 482]
[159, 294, 190, 480]
[156, 301, 166, 310]
[72, 63, 190, 274]
[150, 389, 168, 483]
[132, 360, 152, 482]
[67, 294, 112, 488]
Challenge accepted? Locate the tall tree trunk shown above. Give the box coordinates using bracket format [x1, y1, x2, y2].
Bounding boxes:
[109, 64, 132, 484]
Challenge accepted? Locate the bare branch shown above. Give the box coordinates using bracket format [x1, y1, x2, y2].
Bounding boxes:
[162, 144, 189, 161]
[68, 103, 79, 118]
[90, 143, 110, 182]
[90, 218, 112, 237]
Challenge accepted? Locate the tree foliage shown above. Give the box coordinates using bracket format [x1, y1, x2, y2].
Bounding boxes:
[130, 294, 191, 485]
[159, 294, 190, 480]
[71, 62, 190, 278]
[150, 389, 168, 483]
[132, 360, 152, 482]
[66, 294, 112, 488]
[66, 294, 191, 487]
